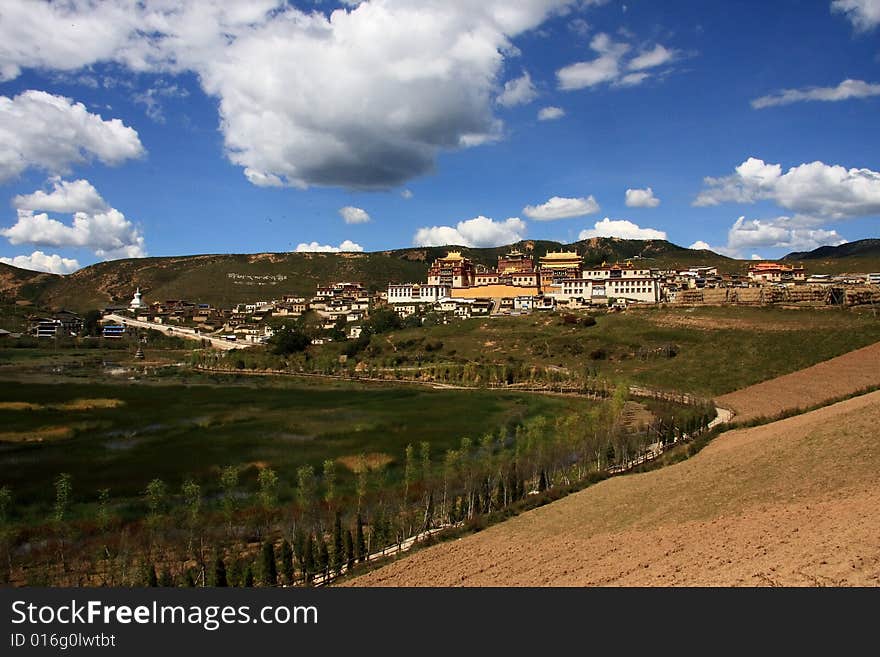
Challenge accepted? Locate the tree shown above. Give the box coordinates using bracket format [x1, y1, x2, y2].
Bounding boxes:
[317, 535, 329, 580]
[355, 454, 368, 514]
[296, 465, 317, 525]
[53, 473, 72, 525]
[280, 539, 294, 585]
[355, 513, 366, 562]
[213, 554, 227, 587]
[303, 534, 315, 583]
[181, 479, 202, 559]
[144, 478, 168, 533]
[331, 512, 343, 576]
[260, 541, 277, 586]
[322, 459, 336, 512]
[219, 466, 238, 534]
[293, 525, 306, 573]
[159, 567, 174, 587]
[344, 529, 355, 573]
[270, 325, 310, 355]
[81, 309, 102, 337]
[257, 467, 278, 536]
[365, 307, 401, 335]
[243, 563, 254, 588]
[403, 443, 415, 506]
[146, 563, 158, 587]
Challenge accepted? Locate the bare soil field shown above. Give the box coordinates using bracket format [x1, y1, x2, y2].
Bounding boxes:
[349, 390, 880, 586]
[716, 340, 880, 422]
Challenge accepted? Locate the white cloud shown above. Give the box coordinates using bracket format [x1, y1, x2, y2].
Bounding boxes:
[0, 90, 145, 183]
[401, 189, 414, 199]
[497, 71, 538, 107]
[751, 79, 880, 108]
[294, 240, 364, 253]
[832, 0, 880, 32]
[688, 240, 713, 251]
[537, 106, 565, 121]
[556, 32, 678, 90]
[628, 44, 676, 71]
[0, 250, 80, 274]
[625, 187, 660, 208]
[750, 254, 763, 260]
[1, 179, 146, 260]
[694, 157, 880, 220]
[413, 216, 526, 247]
[339, 206, 371, 224]
[690, 215, 848, 259]
[557, 33, 629, 90]
[523, 195, 600, 220]
[13, 178, 108, 214]
[0, 1, 579, 190]
[579, 217, 667, 240]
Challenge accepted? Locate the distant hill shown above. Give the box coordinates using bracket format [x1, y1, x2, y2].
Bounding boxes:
[0, 238, 744, 312]
[782, 239, 880, 274]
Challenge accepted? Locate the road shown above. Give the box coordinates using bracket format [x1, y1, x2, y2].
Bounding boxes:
[103, 314, 251, 351]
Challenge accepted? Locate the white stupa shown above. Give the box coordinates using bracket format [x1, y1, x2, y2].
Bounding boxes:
[130, 287, 144, 310]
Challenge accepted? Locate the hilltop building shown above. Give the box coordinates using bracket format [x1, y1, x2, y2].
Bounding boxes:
[427, 252, 476, 288]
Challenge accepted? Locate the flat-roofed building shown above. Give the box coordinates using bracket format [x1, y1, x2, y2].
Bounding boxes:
[748, 262, 806, 284]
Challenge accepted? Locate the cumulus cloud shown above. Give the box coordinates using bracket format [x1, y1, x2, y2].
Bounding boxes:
[497, 71, 538, 107]
[578, 217, 667, 240]
[832, 0, 880, 31]
[0, 250, 80, 274]
[689, 216, 848, 258]
[413, 216, 526, 247]
[1, 179, 146, 260]
[0, 90, 144, 183]
[751, 79, 880, 109]
[401, 189, 414, 199]
[537, 106, 565, 121]
[13, 178, 108, 214]
[339, 206, 371, 224]
[294, 240, 364, 253]
[557, 33, 678, 90]
[0, 1, 580, 189]
[625, 187, 660, 208]
[694, 157, 880, 220]
[523, 195, 600, 220]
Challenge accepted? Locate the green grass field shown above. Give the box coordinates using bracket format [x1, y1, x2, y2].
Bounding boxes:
[339, 305, 880, 396]
[0, 376, 583, 521]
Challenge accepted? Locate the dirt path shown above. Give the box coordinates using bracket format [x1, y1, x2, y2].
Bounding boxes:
[715, 340, 880, 422]
[348, 391, 880, 586]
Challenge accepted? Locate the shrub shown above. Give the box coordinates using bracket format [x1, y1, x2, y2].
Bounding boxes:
[589, 348, 607, 360]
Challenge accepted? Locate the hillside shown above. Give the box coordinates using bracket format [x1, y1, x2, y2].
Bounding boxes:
[0, 238, 741, 312]
[783, 239, 880, 274]
[349, 390, 880, 586]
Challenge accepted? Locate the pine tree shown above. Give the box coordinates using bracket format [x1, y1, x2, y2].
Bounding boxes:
[538, 470, 548, 493]
[243, 563, 254, 588]
[344, 529, 355, 572]
[146, 564, 158, 587]
[303, 534, 315, 583]
[317, 535, 329, 579]
[159, 567, 174, 587]
[293, 525, 305, 571]
[260, 541, 277, 586]
[355, 513, 366, 562]
[331, 512, 344, 576]
[213, 555, 227, 587]
[280, 539, 294, 585]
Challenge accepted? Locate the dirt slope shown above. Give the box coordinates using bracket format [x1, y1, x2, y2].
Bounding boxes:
[349, 390, 880, 586]
[716, 340, 880, 422]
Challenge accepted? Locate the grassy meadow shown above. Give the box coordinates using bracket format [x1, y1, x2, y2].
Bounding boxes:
[319, 305, 880, 397]
[0, 376, 583, 522]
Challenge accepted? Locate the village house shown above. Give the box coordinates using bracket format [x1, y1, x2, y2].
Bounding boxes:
[748, 262, 807, 284]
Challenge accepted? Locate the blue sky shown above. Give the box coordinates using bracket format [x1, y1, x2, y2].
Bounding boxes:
[0, 0, 879, 273]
